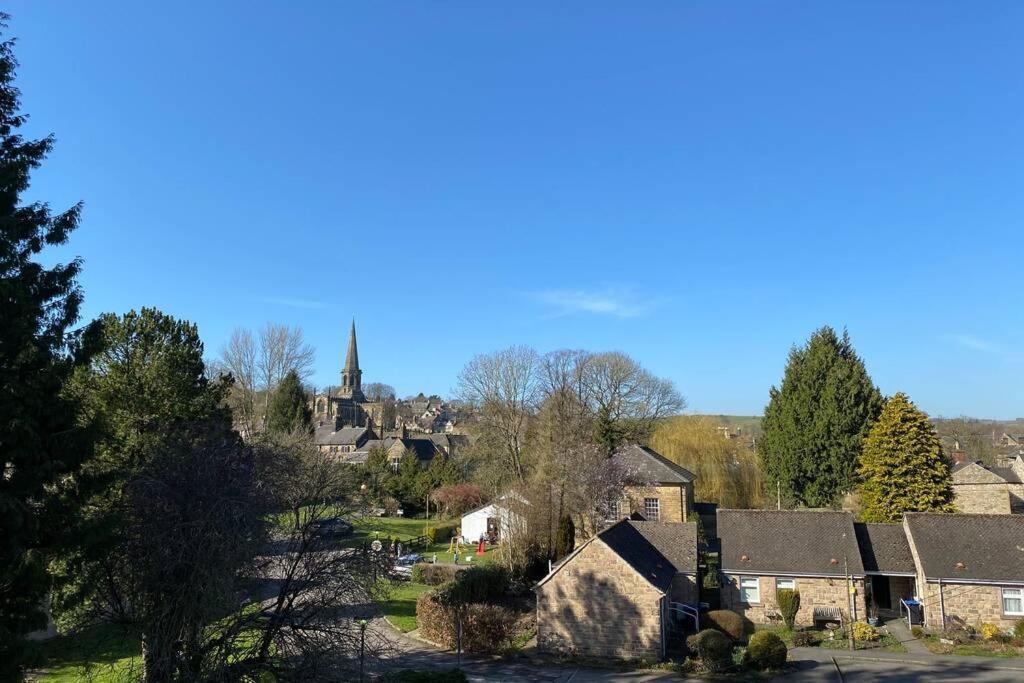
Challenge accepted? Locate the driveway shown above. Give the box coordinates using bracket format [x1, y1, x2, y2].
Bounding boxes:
[787, 648, 1024, 683]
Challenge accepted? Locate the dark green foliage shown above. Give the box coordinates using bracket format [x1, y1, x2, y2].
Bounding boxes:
[411, 563, 462, 586]
[777, 589, 800, 630]
[791, 630, 819, 647]
[425, 522, 458, 544]
[1015, 620, 1024, 640]
[858, 392, 954, 522]
[702, 609, 746, 641]
[265, 369, 312, 434]
[554, 514, 575, 559]
[383, 670, 467, 683]
[744, 630, 787, 670]
[50, 308, 232, 632]
[436, 565, 510, 606]
[0, 15, 91, 675]
[415, 591, 516, 652]
[759, 327, 883, 507]
[686, 628, 733, 672]
[910, 626, 925, 639]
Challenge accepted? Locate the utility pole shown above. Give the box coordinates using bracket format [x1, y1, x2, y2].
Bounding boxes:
[776, 481, 781, 510]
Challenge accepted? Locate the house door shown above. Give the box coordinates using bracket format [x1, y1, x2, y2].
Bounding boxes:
[486, 517, 499, 542]
[870, 576, 892, 611]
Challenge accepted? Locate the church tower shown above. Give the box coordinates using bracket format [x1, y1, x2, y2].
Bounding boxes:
[339, 319, 364, 401]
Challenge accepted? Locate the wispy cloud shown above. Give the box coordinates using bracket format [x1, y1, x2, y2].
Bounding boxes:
[260, 296, 327, 310]
[530, 287, 660, 319]
[949, 334, 998, 353]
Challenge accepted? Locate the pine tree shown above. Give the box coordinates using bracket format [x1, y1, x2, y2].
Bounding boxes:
[265, 369, 312, 435]
[0, 15, 90, 675]
[758, 327, 883, 508]
[554, 514, 575, 559]
[857, 392, 954, 522]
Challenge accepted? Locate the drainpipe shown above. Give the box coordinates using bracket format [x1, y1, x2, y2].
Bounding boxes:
[938, 579, 946, 630]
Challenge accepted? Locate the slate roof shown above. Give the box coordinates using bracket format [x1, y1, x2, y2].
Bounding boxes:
[717, 510, 864, 577]
[596, 520, 698, 591]
[903, 513, 1024, 583]
[854, 523, 915, 575]
[990, 466, 1023, 484]
[314, 424, 370, 446]
[952, 460, 1023, 484]
[613, 444, 696, 485]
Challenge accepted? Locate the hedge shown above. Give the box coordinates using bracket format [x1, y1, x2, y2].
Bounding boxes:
[702, 609, 745, 641]
[410, 563, 462, 586]
[415, 592, 517, 652]
[744, 630, 787, 670]
[686, 629, 732, 672]
[426, 522, 459, 544]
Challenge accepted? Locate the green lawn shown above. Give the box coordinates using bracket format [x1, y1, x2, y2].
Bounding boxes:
[921, 635, 1022, 658]
[31, 623, 141, 682]
[381, 582, 434, 632]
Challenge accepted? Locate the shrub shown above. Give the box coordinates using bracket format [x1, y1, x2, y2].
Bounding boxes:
[460, 603, 518, 653]
[791, 630, 819, 647]
[430, 483, 486, 517]
[702, 609, 745, 641]
[1015, 620, 1024, 640]
[910, 626, 925, 639]
[776, 589, 800, 629]
[416, 591, 456, 647]
[411, 563, 461, 586]
[980, 623, 1002, 640]
[439, 565, 509, 604]
[686, 629, 733, 673]
[744, 630, 787, 670]
[426, 522, 458, 544]
[851, 621, 878, 642]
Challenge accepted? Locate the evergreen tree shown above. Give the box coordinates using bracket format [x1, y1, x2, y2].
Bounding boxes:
[265, 369, 312, 435]
[554, 514, 575, 559]
[0, 16, 90, 676]
[857, 392, 954, 522]
[758, 327, 883, 507]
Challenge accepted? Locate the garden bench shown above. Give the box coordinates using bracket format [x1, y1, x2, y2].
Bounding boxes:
[812, 606, 844, 629]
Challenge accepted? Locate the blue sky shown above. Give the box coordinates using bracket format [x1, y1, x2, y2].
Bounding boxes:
[10, 2, 1023, 418]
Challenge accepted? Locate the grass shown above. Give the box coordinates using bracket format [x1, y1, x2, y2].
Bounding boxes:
[754, 624, 905, 653]
[381, 582, 434, 632]
[31, 623, 141, 682]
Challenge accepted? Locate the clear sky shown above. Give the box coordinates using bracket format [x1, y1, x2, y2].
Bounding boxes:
[9, 2, 1023, 418]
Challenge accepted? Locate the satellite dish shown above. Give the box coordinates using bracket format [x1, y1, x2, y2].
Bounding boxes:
[371, 540, 383, 552]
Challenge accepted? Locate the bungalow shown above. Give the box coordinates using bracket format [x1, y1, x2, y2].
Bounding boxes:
[854, 522, 917, 616]
[902, 513, 1024, 631]
[717, 510, 867, 627]
[609, 444, 696, 524]
[313, 423, 374, 456]
[536, 520, 698, 661]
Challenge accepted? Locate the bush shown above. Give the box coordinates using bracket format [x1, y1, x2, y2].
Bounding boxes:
[426, 522, 458, 544]
[686, 629, 733, 672]
[439, 565, 510, 604]
[1015, 620, 1024, 640]
[791, 630, 819, 647]
[980, 622, 1001, 641]
[414, 591, 516, 653]
[776, 589, 800, 629]
[702, 609, 745, 641]
[910, 626, 925, 639]
[411, 563, 461, 586]
[744, 630, 787, 670]
[851, 621, 878, 642]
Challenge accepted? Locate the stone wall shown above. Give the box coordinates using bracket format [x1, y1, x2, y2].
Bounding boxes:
[624, 484, 689, 522]
[670, 573, 698, 605]
[920, 582, 1024, 631]
[537, 539, 665, 661]
[953, 483, 1012, 514]
[720, 574, 867, 626]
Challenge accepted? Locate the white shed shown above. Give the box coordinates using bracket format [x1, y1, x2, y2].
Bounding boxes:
[459, 494, 527, 543]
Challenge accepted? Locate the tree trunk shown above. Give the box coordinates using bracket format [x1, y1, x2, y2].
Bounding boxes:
[142, 632, 174, 683]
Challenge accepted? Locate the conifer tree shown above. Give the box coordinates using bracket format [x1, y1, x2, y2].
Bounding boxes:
[759, 327, 883, 507]
[0, 15, 90, 675]
[265, 369, 312, 435]
[857, 392, 954, 522]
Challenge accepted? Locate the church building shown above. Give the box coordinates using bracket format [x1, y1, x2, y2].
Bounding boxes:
[312, 320, 388, 436]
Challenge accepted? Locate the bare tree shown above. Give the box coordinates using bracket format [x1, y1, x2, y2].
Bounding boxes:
[362, 382, 396, 402]
[456, 345, 541, 483]
[219, 327, 259, 436]
[256, 323, 316, 427]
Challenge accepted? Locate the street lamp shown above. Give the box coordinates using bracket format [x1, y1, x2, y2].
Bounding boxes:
[355, 618, 368, 681]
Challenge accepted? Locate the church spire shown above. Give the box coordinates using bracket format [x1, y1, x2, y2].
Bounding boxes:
[340, 318, 363, 399]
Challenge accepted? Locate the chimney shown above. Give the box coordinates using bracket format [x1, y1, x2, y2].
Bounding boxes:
[951, 449, 967, 464]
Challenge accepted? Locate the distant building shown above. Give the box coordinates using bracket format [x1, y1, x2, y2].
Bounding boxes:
[951, 456, 1024, 514]
[311, 320, 391, 440]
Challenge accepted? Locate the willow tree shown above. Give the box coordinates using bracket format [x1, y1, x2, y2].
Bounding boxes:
[857, 392, 954, 522]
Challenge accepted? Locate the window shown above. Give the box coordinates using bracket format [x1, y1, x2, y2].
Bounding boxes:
[739, 577, 760, 603]
[1003, 588, 1024, 616]
[776, 578, 796, 591]
[644, 498, 660, 521]
[390, 457, 401, 473]
[607, 499, 620, 521]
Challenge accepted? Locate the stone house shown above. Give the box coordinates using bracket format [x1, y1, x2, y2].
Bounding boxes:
[313, 423, 374, 456]
[854, 522, 917, 615]
[717, 510, 868, 627]
[951, 457, 1024, 514]
[902, 513, 1024, 631]
[536, 520, 698, 661]
[609, 445, 696, 523]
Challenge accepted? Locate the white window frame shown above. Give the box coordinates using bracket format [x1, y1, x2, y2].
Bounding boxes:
[739, 576, 760, 604]
[776, 578, 796, 591]
[1002, 587, 1024, 616]
[644, 497, 660, 521]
